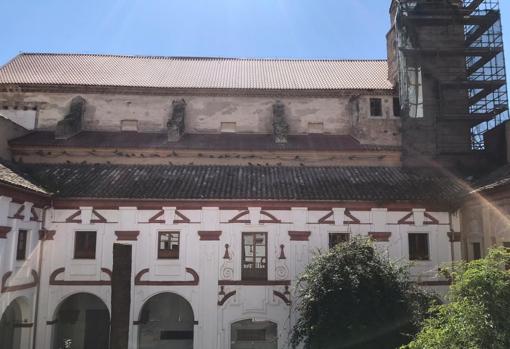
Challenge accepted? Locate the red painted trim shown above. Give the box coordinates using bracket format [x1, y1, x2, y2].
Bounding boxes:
[91, 209, 107, 223]
[424, 212, 439, 225]
[397, 212, 414, 225]
[223, 244, 231, 259]
[344, 209, 361, 224]
[279, 244, 286, 259]
[1, 270, 39, 293]
[260, 210, 281, 223]
[115, 231, 140, 241]
[11, 205, 25, 220]
[288, 231, 311, 241]
[65, 210, 81, 223]
[318, 211, 334, 224]
[229, 210, 250, 223]
[134, 267, 199, 286]
[218, 291, 236, 306]
[39, 230, 56, 241]
[368, 232, 392, 242]
[148, 209, 165, 223]
[198, 231, 222, 241]
[0, 226, 11, 239]
[174, 210, 191, 223]
[49, 267, 112, 286]
[30, 207, 40, 221]
[273, 291, 291, 305]
[218, 280, 291, 286]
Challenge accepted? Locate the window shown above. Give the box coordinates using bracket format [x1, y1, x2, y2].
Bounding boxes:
[16, 230, 28, 260]
[329, 233, 349, 249]
[408, 233, 429, 261]
[370, 98, 383, 117]
[242, 232, 267, 281]
[158, 232, 180, 259]
[74, 231, 97, 259]
[472, 242, 482, 260]
[231, 320, 277, 349]
[393, 97, 401, 117]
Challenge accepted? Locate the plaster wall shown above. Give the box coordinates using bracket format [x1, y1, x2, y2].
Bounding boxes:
[0, 116, 28, 160]
[0, 92, 401, 146]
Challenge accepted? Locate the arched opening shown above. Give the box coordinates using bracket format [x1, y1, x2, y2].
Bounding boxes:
[231, 319, 277, 349]
[138, 292, 194, 349]
[52, 293, 110, 349]
[0, 300, 22, 349]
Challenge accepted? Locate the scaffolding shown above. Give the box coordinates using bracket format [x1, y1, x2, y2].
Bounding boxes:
[464, 0, 508, 149]
[392, 0, 508, 151]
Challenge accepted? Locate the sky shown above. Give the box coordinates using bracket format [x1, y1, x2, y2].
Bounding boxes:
[0, 0, 509, 66]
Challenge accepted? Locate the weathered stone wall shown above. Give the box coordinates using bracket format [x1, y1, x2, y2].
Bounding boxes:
[0, 115, 28, 160]
[0, 92, 401, 146]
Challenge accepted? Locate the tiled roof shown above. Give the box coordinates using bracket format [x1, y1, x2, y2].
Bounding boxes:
[471, 164, 510, 194]
[9, 131, 399, 152]
[0, 162, 49, 195]
[0, 53, 393, 91]
[21, 164, 466, 204]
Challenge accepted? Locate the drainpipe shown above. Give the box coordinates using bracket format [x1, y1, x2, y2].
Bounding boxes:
[32, 204, 50, 349]
[448, 211, 455, 270]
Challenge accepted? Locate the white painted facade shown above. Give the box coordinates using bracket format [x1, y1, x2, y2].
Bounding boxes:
[0, 196, 461, 349]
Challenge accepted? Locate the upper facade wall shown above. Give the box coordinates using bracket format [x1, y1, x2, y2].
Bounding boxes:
[0, 92, 401, 146]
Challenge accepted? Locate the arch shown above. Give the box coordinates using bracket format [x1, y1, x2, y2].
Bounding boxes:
[138, 292, 194, 349]
[230, 319, 278, 349]
[51, 293, 110, 349]
[0, 300, 22, 349]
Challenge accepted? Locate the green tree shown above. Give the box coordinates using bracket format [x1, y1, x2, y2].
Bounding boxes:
[291, 238, 434, 349]
[403, 248, 510, 349]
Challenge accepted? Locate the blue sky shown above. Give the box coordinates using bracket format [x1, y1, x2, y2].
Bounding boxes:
[0, 0, 509, 65]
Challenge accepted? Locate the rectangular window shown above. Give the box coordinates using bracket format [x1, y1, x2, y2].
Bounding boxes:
[74, 231, 97, 259]
[393, 97, 401, 117]
[242, 232, 267, 281]
[408, 233, 429, 261]
[158, 232, 180, 259]
[329, 233, 349, 249]
[472, 242, 482, 260]
[370, 98, 383, 117]
[16, 230, 28, 260]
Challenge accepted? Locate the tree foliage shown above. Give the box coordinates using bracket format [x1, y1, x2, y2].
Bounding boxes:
[403, 248, 510, 349]
[291, 238, 434, 349]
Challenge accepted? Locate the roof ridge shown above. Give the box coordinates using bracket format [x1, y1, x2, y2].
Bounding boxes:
[17, 52, 388, 62]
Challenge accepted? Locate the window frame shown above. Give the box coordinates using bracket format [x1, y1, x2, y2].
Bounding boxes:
[74, 231, 97, 260]
[16, 230, 28, 261]
[408, 233, 430, 261]
[328, 233, 350, 249]
[393, 97, 401, 117]
[369, 98, 383, 117]
[472, 242, 482, 260]
[157, 231, 180, 260]
[241, 232, 268, 281]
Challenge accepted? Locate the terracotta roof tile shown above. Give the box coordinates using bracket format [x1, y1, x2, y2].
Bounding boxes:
[0, 53, 393, 91]
[21, 164, 466, 204]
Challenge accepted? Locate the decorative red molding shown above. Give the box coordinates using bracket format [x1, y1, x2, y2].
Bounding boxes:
[65, 210, 81, 223]
[39, 230, 56, 241]
[288, 231, 311, 241]
[91, 209, 107, 223]
[65, 209, 107, 224]
[397, 212, 414, 225]
[218, 280, 291, 286]
[218, 290, 236, 306]
[318, 211, 334, 224]
[134, 267, 199, 286]
[448, 231, 461, 242]
[174, 210, 191, 223]
[369, 232, 392, 242]
[260, 210, 281, 224]
[30, 207, 40, 222]
[198, 231, 222, 241]
[49, 267, 112, 286]
[115, 231, 140, 241]
[0, 226, 11, 239]
[11, 205, 25, 220]
[279, 245, 286, 259]
[148, 210, 165, 223]
[1, 270, 39, 293]
[344, 209, 361, 224]
[273, 290, 291, 305]
[148, 209, 190, 224]
[424, 212, 440, 225]
[229, 210, 250, 223]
